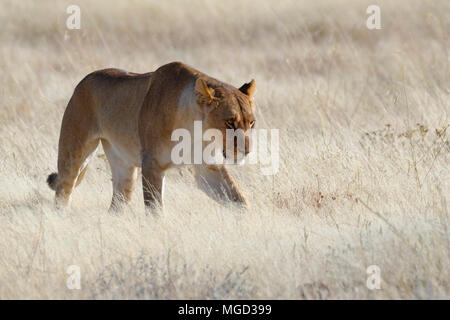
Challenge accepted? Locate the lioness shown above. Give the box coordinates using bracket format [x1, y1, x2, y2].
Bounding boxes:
[47, 62, 256, 211]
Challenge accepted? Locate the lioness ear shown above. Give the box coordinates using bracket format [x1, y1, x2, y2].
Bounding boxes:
[239, 79, 256, 97]
[195, 78, 215, 104]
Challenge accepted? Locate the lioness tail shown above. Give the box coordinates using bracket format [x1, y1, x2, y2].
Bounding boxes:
[47, 172, 58, 191]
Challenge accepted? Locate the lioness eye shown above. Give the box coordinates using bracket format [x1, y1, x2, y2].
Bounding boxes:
[225, 120, 235, 129]
[250, 120, 255, 128]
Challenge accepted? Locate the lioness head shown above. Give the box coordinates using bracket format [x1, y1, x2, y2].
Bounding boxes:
[195, 78, 256, 163]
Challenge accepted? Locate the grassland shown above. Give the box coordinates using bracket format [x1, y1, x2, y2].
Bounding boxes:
[0, 0, 448, 299]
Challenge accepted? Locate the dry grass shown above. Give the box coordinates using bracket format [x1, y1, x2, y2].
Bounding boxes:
[0, 0, 449, 299]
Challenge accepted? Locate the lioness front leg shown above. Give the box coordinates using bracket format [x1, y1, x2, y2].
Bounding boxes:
[195, 164, 249, 209]
[141, 154, 166, 212]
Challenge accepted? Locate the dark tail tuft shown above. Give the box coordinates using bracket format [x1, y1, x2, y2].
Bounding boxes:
[47, 172, 58, 191]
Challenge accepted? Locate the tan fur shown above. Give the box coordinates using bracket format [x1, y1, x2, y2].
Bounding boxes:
[48, 62, 256, 211]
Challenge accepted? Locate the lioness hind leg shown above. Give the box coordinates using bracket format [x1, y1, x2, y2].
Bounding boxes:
[102, 140, 138, 211]
[50, 84, 101, 207]
[55, 138, 100, 207]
